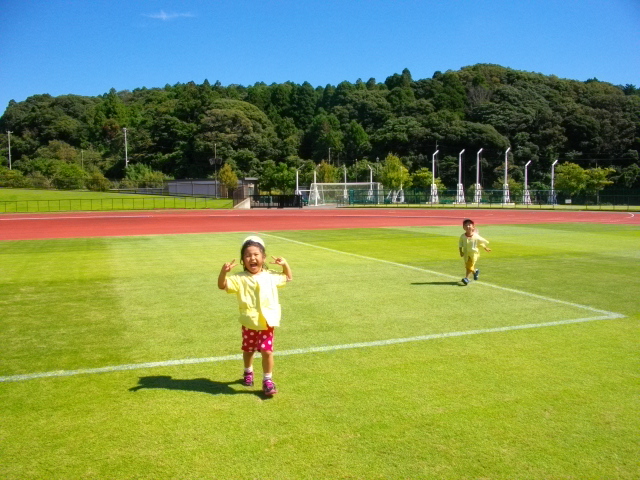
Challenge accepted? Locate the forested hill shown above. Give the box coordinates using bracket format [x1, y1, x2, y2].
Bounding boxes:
[1, 63, 639, 191]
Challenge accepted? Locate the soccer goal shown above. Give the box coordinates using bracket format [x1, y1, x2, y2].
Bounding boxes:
[308, 182, 383, 205]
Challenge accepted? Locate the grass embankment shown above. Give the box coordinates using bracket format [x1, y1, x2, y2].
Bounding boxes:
[0, 188, 233, 212]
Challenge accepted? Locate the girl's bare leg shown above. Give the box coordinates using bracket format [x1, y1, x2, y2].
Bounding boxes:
[261, 351, 274, 375]
[243, 351, 255, 369]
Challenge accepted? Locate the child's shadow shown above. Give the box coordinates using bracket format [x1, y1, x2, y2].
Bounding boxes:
[129, 375, 263, 397]
[411, 281, 461, 286]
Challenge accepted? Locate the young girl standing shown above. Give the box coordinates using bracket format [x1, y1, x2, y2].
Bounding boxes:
[218, 236, 292, 396]
[458, 218, 491, 285]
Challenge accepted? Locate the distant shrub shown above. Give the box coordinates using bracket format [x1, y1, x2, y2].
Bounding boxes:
[85, 171, 112, 191]
[26, 171, 53, 189]
[0, 167, 29, 187]
[51, 163, 86, 190]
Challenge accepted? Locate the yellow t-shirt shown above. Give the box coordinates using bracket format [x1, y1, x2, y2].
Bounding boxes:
[225, 270, 288, 330]
[459, 232, 489, 260]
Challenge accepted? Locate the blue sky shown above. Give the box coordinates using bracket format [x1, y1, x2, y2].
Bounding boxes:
[1, 0, 639, 115]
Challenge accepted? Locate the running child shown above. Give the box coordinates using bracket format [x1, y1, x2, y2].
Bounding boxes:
[458, 218, 491, 285]
[218, 236, 292, 396]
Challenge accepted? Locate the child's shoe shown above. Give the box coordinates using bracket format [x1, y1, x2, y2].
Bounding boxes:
[242, 371, 254, 387]
[262, 378, 278, 396]
[461, 278, 469, 285]
[473, 269, 480, 281]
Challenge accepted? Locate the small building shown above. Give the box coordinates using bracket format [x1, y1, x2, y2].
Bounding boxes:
[166, 178, 259, 198]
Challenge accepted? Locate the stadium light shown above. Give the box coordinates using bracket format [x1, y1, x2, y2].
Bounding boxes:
[455, 149, 465, 204]
[550, 159, 559, 205]
[502, 147, 511, 204]
[523, 160, 532, 205]
[6, 130, 12, 169]
[343, 165, 348, 200]
[474, 148, 483, 204]
[430, 150, 439, 204]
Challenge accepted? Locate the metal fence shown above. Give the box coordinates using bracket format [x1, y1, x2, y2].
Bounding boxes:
[247, 194, 303, 209]
[341, 189, 640, 210]
[0, 196, 233, 213]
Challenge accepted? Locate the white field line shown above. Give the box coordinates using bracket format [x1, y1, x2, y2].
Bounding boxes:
[0, 315, 622, 383]
[264, 233, 622, 317]
[0, 233, 625, 384]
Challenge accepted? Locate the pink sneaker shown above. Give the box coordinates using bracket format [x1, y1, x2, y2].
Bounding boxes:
[242, 371, 254, 387]
[262, 378, 277, 396]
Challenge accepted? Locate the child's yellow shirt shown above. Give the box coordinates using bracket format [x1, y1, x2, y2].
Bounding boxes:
[459, 232, 489, 259]
[225, 270, 288, 330]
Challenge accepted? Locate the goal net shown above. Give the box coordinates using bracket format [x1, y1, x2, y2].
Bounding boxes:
[308, 182, 383, 205]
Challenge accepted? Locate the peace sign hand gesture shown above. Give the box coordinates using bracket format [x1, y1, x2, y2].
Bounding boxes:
[222, 259, 238, 273]
[218, 259, 238, 289]
[270, 256, 287, 266]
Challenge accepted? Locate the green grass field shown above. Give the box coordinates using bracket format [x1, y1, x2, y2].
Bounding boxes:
[1, 223, 639, 478]
[0, 188, 232, 212]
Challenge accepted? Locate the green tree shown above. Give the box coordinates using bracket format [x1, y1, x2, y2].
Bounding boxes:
[379, 154, 411, 189]
[411, 168, 445, 189]
[0, 167, 29, 187]
[343, 120, 371, 161]
[219, 163, 239, 192]
[85, 170, 112, 191]
[124, 163, 168, 188]
[555, 162, 587, 196]
[615, 163, 640, 188]
[584, 167, 615, 195]
[52, 162, 86, 189]
[304, 113, 344, 162]
[316, 160, 338, 183]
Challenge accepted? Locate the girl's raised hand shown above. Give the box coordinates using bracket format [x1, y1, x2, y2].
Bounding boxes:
[222, 259, 238, 272]
[270, 256, 287, 266]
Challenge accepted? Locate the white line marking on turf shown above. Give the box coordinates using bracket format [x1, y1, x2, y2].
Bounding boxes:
[264, 233, 622, 317]
[0, 315, 623, 383]
[1, 232, 625, 384]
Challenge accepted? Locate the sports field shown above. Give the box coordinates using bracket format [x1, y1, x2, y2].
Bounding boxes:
[1, 209, 638, 478]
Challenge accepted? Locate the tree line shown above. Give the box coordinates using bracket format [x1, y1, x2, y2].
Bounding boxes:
[0, 63, 639, 195]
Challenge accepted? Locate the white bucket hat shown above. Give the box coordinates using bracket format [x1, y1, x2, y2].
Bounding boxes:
[242, 235, 265, 248]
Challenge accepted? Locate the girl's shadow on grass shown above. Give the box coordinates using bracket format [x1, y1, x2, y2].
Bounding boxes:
[411, 281, 461, 286]
[129, 375, 266, 398]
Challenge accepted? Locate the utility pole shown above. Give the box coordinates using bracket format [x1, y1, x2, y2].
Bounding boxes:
[6, 130, 12, 169]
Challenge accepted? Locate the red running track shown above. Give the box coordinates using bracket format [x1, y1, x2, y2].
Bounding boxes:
[0, 208, 638, 241]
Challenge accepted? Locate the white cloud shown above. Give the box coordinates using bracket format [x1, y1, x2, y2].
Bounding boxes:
[144, 10, 195, 21]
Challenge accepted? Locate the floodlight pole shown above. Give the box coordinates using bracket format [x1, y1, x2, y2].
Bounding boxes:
[123, 128, 129, 168]
[295, 169, 301, 196]
[430, 149, 439, 204]
[343, 165, 348, 202]
[474, 148, 483, 204]
[6, 130, 12, 169]
[502, 147, 511, 204]
[455, 149, 465, 204]
[312, 168, 319, 206]
[367, 165, 376, 204]
[523, 160, 532, 205]
[549, 159, 559, 205]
